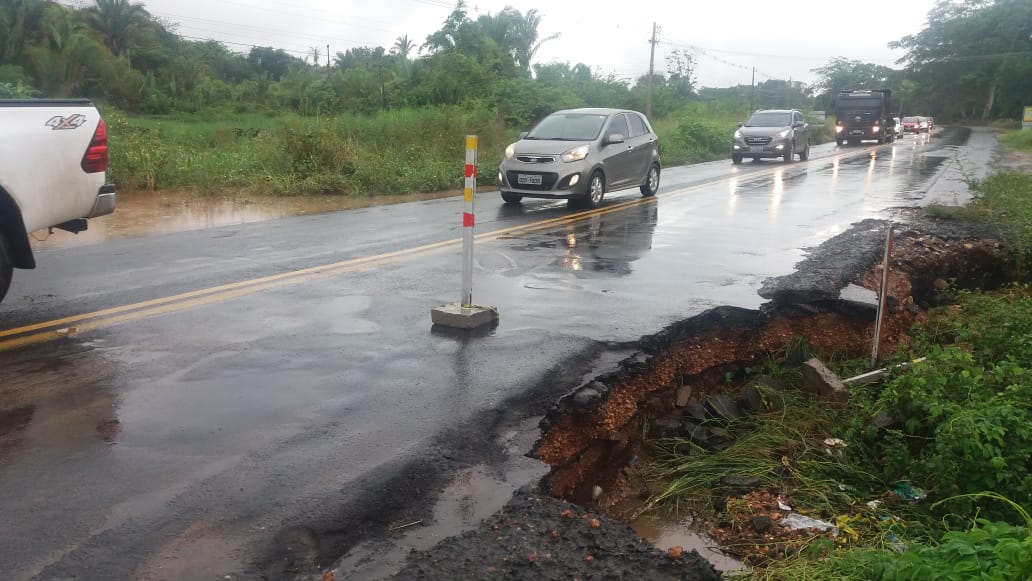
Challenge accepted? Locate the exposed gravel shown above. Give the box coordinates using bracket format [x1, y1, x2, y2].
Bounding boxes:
[391, 487, 721, 581]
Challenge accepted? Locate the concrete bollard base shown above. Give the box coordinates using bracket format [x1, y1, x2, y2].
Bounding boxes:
[431, 303, 498, 329]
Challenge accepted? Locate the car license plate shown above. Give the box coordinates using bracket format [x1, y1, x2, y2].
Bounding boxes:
[849, 130, 862, 135]
[749, 146, 763, 153]
[517, 174, 542, 185]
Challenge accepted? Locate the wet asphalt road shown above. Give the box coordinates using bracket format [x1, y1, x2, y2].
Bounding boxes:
[0, 128, 993, 579]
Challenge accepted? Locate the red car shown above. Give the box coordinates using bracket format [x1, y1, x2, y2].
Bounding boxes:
[901, 116, 922, 133]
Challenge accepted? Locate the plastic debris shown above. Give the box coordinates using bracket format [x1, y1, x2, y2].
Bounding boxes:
[886, 532, 906, 553]
[779, 512, 840, 536]
[866, 500, 882, 510]
[776, 495, 792, 511]
[892, 481, 927, 502]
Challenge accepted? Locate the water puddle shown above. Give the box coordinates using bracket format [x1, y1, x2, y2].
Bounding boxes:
[30, 189, 459, 250]
[630, 514, 748, 573]
[333, 415, 549, 580]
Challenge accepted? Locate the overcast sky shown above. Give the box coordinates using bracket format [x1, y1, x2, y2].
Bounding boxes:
[134, 0, 939, 88]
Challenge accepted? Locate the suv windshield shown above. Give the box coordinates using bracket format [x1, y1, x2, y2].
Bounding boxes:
[745, 112, 791, 127]
[527, 113, 608, 140]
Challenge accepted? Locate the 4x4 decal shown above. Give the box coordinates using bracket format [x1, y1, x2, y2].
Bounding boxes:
[45, 114, 88, 130]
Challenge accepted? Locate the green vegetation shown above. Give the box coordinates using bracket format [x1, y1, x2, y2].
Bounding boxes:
[641, 171, 1032, 578]
[1000, 130, 1032, 151]
[3, 0, 1031, 196]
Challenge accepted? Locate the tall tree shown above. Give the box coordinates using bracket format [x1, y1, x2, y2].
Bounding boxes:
[811, 57, 896, 108]
[83, 0, 150, 59]
[510, 9, 558, 73]
[890, 0, 1032, 119]
[391, 35, 414, 59]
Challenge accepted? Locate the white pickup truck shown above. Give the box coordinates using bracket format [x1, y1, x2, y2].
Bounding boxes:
[0, 99, 116, 303]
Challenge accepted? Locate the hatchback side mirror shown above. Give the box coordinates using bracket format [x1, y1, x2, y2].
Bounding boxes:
[519, 131, 528, 139]
[604, 133, 625, 145]
[737, 122, 744, 128]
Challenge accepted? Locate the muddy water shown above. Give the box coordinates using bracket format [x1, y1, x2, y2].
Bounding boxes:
[332, 415, 550, 580]
[30, 189, 459, 250]
[630, 515, 747, 573]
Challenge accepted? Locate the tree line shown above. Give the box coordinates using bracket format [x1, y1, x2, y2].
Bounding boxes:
[1, 0, 1029, 123]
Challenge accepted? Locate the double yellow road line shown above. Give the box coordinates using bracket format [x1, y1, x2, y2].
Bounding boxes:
[0, 146, 879, 352]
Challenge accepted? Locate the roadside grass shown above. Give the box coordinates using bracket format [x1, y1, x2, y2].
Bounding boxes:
[641, 170, 1032, 578]
[104, 106, 512, 196]
[1000, 128, 1032, 151]
[104, 103, 759, 196]
[927, 171, 1032, 276]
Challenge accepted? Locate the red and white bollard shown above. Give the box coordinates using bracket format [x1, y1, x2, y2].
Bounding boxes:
[430, 135, 498, 329]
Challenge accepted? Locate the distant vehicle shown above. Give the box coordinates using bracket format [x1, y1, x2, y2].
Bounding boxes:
[731, 109, 810, 164]
[918, 117, 930, 132]
[497, 108, 661, 208]
[892, 117, 904, 139]
[901, 116, 922, 133]
[1, 98, 116, 303]
[834, 89, 897, 145]
[926, 117, 936, 131]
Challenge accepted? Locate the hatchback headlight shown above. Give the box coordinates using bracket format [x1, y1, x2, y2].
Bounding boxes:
[504, 143, 516, 160]
[561, 144, 589, 163]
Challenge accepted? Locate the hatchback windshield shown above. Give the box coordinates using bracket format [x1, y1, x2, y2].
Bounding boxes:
[527, 113, 608, 140]
[745, 112, 792, 127]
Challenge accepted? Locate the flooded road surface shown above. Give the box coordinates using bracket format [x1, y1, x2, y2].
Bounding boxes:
[0, 128, 991, 579]
[30, 189, 462, 250]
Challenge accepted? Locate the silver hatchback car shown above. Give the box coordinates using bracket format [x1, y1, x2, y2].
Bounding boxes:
[497, 108, 661, 208]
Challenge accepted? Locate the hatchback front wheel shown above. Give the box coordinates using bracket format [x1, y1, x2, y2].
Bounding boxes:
[583, 171, 606, 208]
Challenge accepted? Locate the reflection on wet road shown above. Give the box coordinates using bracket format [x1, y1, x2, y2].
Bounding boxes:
[0, 127, 987, 578]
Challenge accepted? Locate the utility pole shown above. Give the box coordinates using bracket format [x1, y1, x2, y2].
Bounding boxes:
[326, 44, 330, 69]
[646, 22, 658, 118]
[750, 67, 755, 111]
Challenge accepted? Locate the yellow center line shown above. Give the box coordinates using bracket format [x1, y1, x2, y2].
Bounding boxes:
[0, 147, 880, 350]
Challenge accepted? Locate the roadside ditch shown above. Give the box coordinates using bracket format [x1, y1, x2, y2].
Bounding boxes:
[528, 212, 1012, 572]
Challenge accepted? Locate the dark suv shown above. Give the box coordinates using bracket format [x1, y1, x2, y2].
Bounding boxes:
[731, 109, 810, 164]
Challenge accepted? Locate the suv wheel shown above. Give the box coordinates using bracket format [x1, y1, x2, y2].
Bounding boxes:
[732, 154, 743, 164]
[799, 141, 810, 161]
[501, 192, 522, 204]
[783, 143, 794, 163]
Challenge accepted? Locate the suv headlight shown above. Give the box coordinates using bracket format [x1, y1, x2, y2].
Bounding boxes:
[777, 129, 790, 138]
[734, 130, 742, 139]
[561, 144, 589, 163]
[504, 143, 516, 160]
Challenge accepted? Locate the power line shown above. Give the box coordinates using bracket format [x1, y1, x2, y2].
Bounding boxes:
[658, 39, 778, 81]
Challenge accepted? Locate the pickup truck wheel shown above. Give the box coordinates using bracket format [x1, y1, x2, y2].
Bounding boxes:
[0, 232, 12, 303]
[836, 138, 843, 146]
[501, 192, 523, 204]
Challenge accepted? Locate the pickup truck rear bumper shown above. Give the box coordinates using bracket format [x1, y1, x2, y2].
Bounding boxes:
[88, 183, 117, 219]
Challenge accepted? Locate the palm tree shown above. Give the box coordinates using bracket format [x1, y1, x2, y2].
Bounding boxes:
[1, 0, 47, 65]
[421, 0, 467, 54]
[84, 0, 149, 58]
[392, 35, 414, 59]
[512, 9, 559, 72]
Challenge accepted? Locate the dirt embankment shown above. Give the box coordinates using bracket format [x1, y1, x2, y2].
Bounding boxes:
[380, 214, 1012, 580]
[535, 216, 1009, 510]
